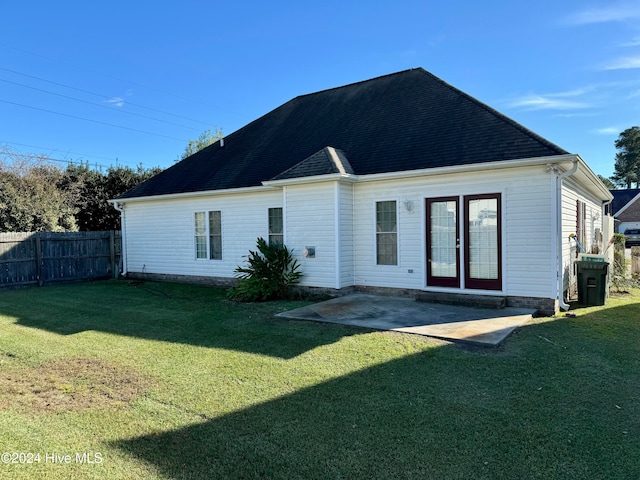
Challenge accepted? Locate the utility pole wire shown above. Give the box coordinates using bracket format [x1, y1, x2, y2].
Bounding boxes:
[0, 98, 189, 142]
[0, 77, 204, 132]
[1, 140, 116, 161]
[0, 66, 215, 126]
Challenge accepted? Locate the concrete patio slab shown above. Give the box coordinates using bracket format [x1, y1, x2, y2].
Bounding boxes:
[277, 293, 536, 346]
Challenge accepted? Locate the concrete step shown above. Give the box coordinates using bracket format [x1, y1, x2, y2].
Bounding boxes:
[415, 292, 506, 309]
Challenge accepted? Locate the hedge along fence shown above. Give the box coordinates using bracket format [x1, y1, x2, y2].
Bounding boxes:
[0, 231, 121, 288]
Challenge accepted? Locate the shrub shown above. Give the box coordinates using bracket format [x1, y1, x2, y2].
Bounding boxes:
[227, 238, 302, 302]
[611, 233, 637, 292]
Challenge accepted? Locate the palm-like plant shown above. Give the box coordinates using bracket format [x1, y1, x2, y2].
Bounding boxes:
[228, 238, 302, 301]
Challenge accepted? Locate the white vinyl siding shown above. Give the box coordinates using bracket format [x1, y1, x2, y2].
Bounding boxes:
[338, 182, 355, 288]
[560, 178, 605, 293]
[123, 190, 282, 278]
[121, 162, 607, 308]
[284, 182, 341, 288]
[353, 166, 554, 296]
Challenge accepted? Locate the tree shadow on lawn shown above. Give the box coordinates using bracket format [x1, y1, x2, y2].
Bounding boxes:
[113, 304, 640, 480]
[7, 281, 360, 360]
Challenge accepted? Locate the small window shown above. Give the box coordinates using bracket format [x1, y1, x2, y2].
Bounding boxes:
[209, 211, 222, 260]
[195, 211, 222, 260]
[268, 207, 284, 245]
[376, 201, 397, 265]
[195, 212, 207, 259]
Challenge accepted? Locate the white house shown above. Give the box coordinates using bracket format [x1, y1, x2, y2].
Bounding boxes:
[110, 68, 613, 315]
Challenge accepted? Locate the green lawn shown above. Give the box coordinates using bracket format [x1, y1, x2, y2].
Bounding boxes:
[0, 280, 638, 479]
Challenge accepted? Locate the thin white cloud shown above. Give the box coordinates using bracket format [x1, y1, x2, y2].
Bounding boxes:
[604, 56, 640, 70]
[567, 3, 640, 25]
[507, 89, 591, 111]
[553, 112, 598, 118]
[621, 36, 640, 47]
[594, 127, 620, 135]
[105, 97, 125, 107]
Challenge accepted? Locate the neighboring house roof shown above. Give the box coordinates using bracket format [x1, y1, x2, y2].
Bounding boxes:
[609, 189, 640, 216]
[118, 68, 569, 200]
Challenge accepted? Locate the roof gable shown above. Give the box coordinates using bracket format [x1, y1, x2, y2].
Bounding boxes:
[610, 188, 640, 216]
[119, 68, 568, 200]
[271, 146, 354, 181]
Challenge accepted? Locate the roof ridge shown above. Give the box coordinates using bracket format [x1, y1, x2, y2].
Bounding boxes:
[413, 69, 569, 155]
[326, 147, 354, 175]
[293, 68, 421, 100]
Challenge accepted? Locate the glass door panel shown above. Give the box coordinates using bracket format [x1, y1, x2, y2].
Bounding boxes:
[426, 197, 459, 288]
[465, 194, 501, 290]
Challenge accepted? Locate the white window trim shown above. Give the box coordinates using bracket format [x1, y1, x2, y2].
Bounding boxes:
[194, 210, 223, 261]
[374, 199, 399, 267]
[267, 206, 284, 246]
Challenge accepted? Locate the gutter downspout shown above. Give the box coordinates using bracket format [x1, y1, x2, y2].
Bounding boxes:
[554, 159, 579, 311]
[112, 202, 127, 277]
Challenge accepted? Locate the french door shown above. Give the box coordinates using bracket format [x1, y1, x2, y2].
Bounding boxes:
[426, 193, 502, 291]
[426, 197, 460, 287]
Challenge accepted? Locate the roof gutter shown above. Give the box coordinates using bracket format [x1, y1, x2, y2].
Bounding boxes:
[107, 185, 277, 205]
[354, 154, 580, 183]
[262, 172, 357, 187]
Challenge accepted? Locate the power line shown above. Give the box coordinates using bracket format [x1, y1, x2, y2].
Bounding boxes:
[0, 98, 189, 142]
[0, 43, 232, 114]
[0, 66, 216, 127]
[0, 148, 153, 171]
[0, 77, 204, 132]
[0, 140, 116, 162]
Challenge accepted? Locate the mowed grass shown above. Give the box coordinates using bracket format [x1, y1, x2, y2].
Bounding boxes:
[0, 280, 638, 479]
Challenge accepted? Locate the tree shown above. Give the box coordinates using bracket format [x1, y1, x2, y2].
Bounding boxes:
[59, 163, 107, 231]
[61, 163, 162, 231]
[177, 127, 223, 161]
[0, 144, 163, 232]
[101, 165, 162, 229]
[612, 126, 640, 188]
[597, 174, 615, 189]
[0, 147, 76, 232]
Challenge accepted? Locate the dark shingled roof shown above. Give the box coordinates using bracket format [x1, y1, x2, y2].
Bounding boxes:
[271, 146, 354, 181]
[118, 68, 568, 200]
[610, 188, 640, 215]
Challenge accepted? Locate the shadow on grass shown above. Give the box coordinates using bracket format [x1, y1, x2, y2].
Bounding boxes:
[113, 303, 640, 479]
[5, 280, 360, 359]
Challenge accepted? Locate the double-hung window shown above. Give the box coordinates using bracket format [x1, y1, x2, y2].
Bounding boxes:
[376, 200, 398, 265]
[195, 211, 222, 260]
[268, 207, 284, 246]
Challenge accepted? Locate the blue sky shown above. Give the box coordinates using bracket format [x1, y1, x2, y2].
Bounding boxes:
[1, 1, 639, 178]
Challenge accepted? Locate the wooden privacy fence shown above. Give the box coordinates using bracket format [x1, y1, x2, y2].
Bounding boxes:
[632, 247, 640, 275]
[0, 231, 121, 288]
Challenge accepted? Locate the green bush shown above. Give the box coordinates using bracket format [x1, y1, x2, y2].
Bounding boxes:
[612, 233, 633, 292]
[227, 238, 302, 302]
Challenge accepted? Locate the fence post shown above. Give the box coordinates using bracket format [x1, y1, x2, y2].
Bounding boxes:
[109, 231, 116, 278]
[35, 235, 43, 287]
